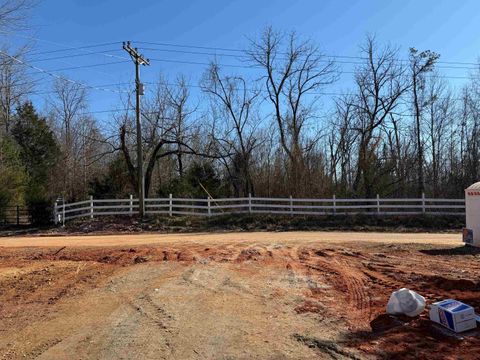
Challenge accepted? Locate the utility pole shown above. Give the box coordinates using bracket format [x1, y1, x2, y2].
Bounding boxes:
[123, 41, 150, 218]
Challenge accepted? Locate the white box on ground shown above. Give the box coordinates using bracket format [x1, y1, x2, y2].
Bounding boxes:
[429, 299, 477, 332]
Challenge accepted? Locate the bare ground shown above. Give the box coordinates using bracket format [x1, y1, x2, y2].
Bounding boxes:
[1, 231, 479, 359]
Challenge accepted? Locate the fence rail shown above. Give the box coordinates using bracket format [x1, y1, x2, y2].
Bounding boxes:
[1, 206, 30, 225]
[54, 193, 466, 224]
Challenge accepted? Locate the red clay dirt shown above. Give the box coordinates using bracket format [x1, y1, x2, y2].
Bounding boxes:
[1, 231, 479, 359]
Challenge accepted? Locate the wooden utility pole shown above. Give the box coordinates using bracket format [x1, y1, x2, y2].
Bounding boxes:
[123, 41, 150, 217]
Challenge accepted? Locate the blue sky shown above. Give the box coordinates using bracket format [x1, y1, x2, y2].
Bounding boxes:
[8, 0, 480, 122]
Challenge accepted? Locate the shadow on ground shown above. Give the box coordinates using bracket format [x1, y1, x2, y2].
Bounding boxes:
[343, 314, 476, 360]
[420, 245, 480, 256]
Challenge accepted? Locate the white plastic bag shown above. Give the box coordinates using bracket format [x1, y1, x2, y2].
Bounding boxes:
[386, 288, 425, 317]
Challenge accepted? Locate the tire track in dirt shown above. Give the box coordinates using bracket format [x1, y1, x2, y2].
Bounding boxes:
[24, 338, 63, 359]
[294, 247, 372, 329]
[129, 293, 174, 331]
[330, 258, 371, 328]
[361, 262, 407, 291]
[86, 267, 182, 360]
[294, 334, 363, 360]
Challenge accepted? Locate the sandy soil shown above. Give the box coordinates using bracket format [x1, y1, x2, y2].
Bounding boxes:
[1, 231, 479, 359]
[0, 231, 462, 247]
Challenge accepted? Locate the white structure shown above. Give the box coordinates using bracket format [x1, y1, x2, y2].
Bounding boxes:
[54, 195, 465, 224]
[464, 182, 480, 246]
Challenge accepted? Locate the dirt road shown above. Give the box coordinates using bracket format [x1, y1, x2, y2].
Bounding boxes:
[0, 231, 462, 247]
[1, 231, 479, 359]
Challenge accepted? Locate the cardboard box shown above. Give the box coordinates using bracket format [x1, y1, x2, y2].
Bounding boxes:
[429, 299, 477, 333]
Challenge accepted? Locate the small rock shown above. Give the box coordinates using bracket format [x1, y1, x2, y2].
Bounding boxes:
[133, 256, 148, 264]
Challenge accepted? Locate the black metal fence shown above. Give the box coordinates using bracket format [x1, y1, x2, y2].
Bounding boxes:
[0, 204, 53, 226]
[1, 206, 30, 225]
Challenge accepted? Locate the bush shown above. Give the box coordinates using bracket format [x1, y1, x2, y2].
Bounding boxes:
[0, 189, 10, 222]
[27, 199, 52, 226]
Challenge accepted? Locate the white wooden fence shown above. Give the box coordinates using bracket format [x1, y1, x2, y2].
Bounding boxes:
[53, 194, 465, 225]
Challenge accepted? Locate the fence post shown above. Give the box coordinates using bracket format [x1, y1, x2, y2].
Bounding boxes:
[289, 195, 293, 216]
[62, 201, 65, 227]
[422, 192, 426, 214]
[376, 194, 380, 214]
[333, 194, 336, 216]
[16, 205, 19, 225]
[54, 201, 58, 225]
[207, 196, 211, 217]
[129, 194, 133, 215]
[248, 193, 252, 214]
[90, 196, 94, 219]
[169, 193, 173, 217]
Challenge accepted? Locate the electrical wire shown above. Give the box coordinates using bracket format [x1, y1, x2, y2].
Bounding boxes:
[138, 46, 479, 71]
[136, 40, 480, 67]
[0, 49, 128, 94]
[28, 49, 127, 63]
[145, 56, 474, 80]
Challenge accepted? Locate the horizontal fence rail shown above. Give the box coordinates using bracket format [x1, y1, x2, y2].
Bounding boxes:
[1, 206, 30, 225]
[54, 194, 466, 224]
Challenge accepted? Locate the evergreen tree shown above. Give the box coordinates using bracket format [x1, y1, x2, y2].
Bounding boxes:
[11, 102, 59, 223]
[0, 136, 27, 220]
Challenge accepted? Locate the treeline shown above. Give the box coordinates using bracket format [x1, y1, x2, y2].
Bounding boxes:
[2, 25, 480, 222]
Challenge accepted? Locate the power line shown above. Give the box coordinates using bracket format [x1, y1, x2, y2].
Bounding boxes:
[16, 37, 475, 71]
[28, 49, 127, 63]
[4, 32, 479, 68]
[3, 34, 477, 82]
[0, 31, 126, 62]
[0, 75, 468, 103]
[0, 35, 477, 110]
[20, 61, 129, 78]
[135, 41, 245, 54]
[17, 53, 471, 82]
[138, 46, 479, 71]
[149, 57, 256, 69]
[27, 77, 459, 103]
[0, 75, 50, 90]
[40, 60, 129, 72]
[27, 81, 133, 95]
[145, 56, 474, 80]
[136, 40, 480, 67]
[29, 42, 123, 56]
[0, 49, 128, 94]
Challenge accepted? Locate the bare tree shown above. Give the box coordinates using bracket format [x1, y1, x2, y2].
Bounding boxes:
[329, 96, 358, 194]
[49, 78, 89, 200]
[165, 75, 196, 178]
[202, 63, 261, 196]
[118, 77, 212, 197]
[409, 47, 440, 196]
[0, 46, 32, 133]
[0, 0, 35, 134]
[455, 69, 480, 190]
[423, 75, 453, 196]
[0, 0, 32, 32]
[350, 36, 409, 197]
[248, 26, 337, 195]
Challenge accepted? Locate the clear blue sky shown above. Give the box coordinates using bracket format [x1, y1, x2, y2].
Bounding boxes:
[11, 0, 480, 122]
